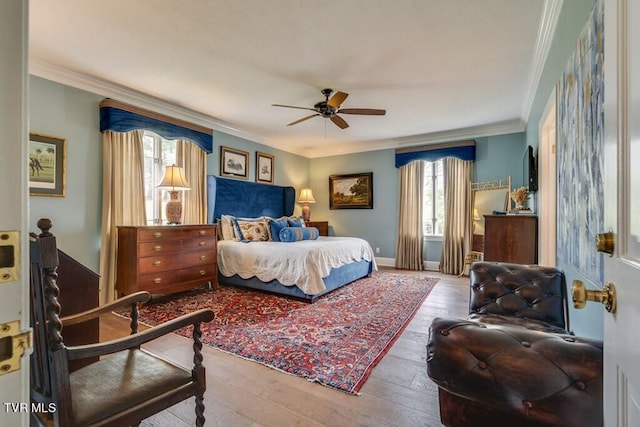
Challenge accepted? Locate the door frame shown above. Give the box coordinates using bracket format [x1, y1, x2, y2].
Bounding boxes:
[538, 87, 557, 267]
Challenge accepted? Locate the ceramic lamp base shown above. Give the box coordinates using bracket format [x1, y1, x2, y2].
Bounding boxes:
[302, 204, 311, 221]
[165, 190, 182, 224]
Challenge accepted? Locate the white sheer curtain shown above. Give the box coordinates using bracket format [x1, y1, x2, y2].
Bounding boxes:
[99, 130, 146, 304]
[177, 139, 207, 224]
[439, 157, 473, 275]
[395, 161, 425, 270]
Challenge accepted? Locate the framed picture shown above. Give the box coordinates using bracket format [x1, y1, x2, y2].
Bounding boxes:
[220, 146, 249, 179]
[255, 152, 274, 184]
[329, 172, 373, 209]
[28, 133, 66, 197]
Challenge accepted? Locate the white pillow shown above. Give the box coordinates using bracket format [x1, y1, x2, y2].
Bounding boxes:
[219, 215, 237, 241]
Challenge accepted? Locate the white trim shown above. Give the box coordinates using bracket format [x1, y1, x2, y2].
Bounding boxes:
[374, 257, 395, 267]
[538, 87, 557, 267]
[375, 257, 440, 272]
[423, 261, 440, 271]
[31, 59, 526, 159]
[521, 0, 564, 121]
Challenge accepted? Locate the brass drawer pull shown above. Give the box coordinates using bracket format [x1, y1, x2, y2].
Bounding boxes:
[153, 278, 162, 284]
[200, 255, 206, 260]
[199, 230, 206, 235]
[153, 245, 162, 251]
[153, 260, 162, 267]
[199, 270, 206, 276]
[153, 232, 162, 238]
[199, 241, 207, 246]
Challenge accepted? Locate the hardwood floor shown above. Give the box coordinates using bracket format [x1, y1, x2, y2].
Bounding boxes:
[99, 268, 469, 427]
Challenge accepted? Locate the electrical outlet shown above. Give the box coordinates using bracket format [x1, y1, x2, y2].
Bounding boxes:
[375, 247, 380, 254]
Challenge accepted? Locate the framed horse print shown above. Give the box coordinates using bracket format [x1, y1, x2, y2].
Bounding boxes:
[28, 133, 66, 197]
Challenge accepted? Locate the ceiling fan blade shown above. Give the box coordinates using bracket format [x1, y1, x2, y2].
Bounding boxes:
[287, 114, 320, 126]
[330, 115, 349, 129]
[338, 108, 386, 116]
[327, 91, 348, 109]
[272, 104, 317, 112]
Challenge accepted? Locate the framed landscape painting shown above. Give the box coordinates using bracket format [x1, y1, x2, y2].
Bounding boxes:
[28, 133, 66, 197]
[220, 146, 249, 179]
[255, 151, 274, 184]
[329, 172, 373, 209]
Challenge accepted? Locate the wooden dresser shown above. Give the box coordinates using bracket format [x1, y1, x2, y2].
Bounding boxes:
[116, 224, 218, 297]
[483, 215, 538, 264]
[305, 220, 329, 236]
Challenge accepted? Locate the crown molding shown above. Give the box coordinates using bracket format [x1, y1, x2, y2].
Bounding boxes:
[28, 59, 310, 157]
[521, 0, 564, 122]
[303, 118, 526, 158]
[30, 58, 527, 160]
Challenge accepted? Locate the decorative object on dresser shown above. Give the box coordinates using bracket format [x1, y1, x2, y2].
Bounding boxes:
[220, 145, 249, 179]
[255, 151, 274, 184]
[297, 188, 316, 221]
[329, 172, 373, 209]
[483, 214, 537, 264]
[116, 224, 217, 297]
[305, 220, 328, 236]
[156, 164, 190, 224]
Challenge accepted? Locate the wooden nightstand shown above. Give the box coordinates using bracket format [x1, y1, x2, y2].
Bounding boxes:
[305, 220, 329, 236]
[116, 224, 218, 297]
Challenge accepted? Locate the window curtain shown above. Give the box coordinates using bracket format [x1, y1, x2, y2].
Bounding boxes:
[439, 157, 473, 275]
[395, 161, 425, 270]
[99, 130, 146, 304]
[177, 139, 207, 224]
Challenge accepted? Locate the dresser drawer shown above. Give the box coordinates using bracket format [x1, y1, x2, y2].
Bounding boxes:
[139, 236, 215, 256]
[138, 226, 216, 242]
[139, 265, 216, 290]
[138, 250, 216, 274]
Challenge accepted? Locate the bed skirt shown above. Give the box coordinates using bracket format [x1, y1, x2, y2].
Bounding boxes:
[217, 259, 374, 303]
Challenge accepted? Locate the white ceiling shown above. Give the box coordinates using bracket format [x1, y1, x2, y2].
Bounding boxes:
[29, 0, 559, 158]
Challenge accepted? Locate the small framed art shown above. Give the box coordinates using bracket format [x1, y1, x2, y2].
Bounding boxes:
[255, 152, 274, 184]
[220, 146, 249, 179]
[28, 133, 66, 197]
[329, 172, 373, 209]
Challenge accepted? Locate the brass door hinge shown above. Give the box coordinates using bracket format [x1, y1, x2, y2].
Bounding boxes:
[0, 321, 32, 375]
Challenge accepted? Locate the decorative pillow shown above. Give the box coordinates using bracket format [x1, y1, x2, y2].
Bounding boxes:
[287, 216, 305, 227]
[279, 226, 319, 242]
[267, 218, 289, 242]
[219, 215, 238, 241]
[233, 218, 270, 241]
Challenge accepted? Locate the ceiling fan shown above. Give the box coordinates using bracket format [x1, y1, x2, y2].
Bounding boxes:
[272, 88, 386, 129]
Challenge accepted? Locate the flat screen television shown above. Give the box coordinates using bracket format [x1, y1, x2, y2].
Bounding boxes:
[523, 145, 538, 192]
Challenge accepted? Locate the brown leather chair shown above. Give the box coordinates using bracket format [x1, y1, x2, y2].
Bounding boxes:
[30, 218, 215, 426]
[427, 262, 603, 427]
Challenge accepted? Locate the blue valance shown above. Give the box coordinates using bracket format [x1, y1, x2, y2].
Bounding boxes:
[395, 140, 476, 168]
[99, 98, 213, 153]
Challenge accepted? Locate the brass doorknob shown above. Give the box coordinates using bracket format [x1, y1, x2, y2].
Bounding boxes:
[595, 232, 614, 256]
[572, 279, 617, 313]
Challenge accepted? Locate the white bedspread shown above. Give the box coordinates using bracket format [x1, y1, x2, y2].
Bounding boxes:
[217, 237, 378, 295]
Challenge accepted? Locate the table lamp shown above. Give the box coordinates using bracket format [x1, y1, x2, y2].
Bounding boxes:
[157, 164, 190, 225]
[298, 188, 316, 221]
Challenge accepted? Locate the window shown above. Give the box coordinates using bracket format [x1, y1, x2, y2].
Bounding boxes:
[423, 159, 444, 236]
[143, 131, 177, 225]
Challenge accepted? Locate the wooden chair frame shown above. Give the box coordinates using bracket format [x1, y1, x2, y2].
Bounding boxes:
[30, 218, 215, 426]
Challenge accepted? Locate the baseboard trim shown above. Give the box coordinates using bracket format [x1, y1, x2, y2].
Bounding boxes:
[374, 257, 440, 272]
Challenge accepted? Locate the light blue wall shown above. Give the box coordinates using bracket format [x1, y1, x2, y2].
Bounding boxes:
[29, 76, 104, 271]
[309, 133, 525, 262]
[28, 77, 310, 272]
[525, 0, 600, 339]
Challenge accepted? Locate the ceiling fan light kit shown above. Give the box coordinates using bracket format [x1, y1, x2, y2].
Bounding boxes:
[272, 88, 386, 129]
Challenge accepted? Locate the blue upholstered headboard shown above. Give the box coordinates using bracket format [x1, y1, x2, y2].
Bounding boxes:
[207, 176, 296, 223]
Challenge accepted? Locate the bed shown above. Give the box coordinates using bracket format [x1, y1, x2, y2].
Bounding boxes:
[207, 176, 376, 302]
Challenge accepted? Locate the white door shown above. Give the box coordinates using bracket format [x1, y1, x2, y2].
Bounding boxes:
[0, 1, 30, 426]
[602, 0, 640, 424]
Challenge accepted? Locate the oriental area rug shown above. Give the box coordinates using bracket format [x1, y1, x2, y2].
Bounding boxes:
[128, 271, 439, 394]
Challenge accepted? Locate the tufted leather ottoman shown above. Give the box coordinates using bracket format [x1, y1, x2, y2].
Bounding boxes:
[427, 262, 603, 427]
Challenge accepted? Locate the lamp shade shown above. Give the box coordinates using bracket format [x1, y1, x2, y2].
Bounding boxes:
[157, 164, 190, 191]
[298, 188, 316, 203]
